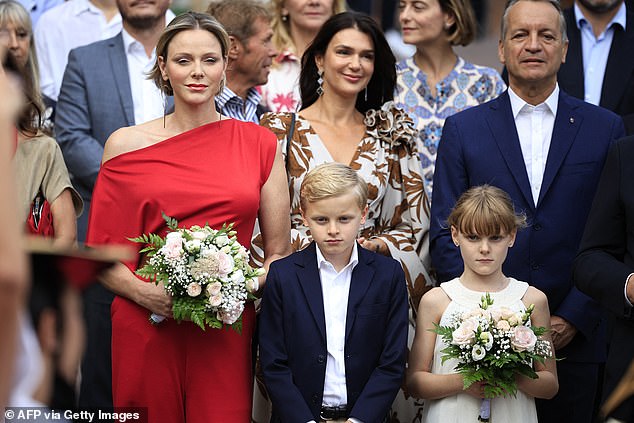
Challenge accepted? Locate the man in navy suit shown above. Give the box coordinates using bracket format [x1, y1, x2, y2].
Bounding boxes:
[54, 0, 172, 410]
[430, 0, 625, 421]
[260, 163, 408, 423]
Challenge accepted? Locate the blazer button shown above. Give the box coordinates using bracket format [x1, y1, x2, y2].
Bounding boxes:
[318, 355, 325, 364]
[312, 394, 319, 404]
[534, 224, 542, 231]
[531, 263, 539, 270]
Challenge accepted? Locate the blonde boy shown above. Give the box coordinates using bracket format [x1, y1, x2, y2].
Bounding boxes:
[259, 163, 409, 423]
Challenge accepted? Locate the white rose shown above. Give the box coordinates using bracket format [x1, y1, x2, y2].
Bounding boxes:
[209, 294, 223, 307]
[472, 344, 486, 361]
[206, 281, 222, 296]
[186, 282, 202, 297]
[496, 320, 511, 331]
[451, 318, 477, 346]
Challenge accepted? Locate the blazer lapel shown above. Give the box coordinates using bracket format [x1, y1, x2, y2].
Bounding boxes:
[601, 15, 634, 111]
[108, 33, 135, 126]
[296, 243, 327, 343]
[345, 248, 375, 340]
[539, 91, 582, 205]
[486, 92, 536, 210]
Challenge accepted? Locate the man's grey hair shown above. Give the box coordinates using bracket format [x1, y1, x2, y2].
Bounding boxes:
[500, 0, 568, 42]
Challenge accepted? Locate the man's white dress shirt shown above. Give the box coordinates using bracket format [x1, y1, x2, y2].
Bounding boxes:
[508, 85, 559, 205]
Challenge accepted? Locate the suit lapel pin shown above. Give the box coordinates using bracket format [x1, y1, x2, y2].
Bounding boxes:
[569, 117, 575, 124]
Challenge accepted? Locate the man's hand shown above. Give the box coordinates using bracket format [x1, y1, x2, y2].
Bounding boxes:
[550, 315, 577, 350]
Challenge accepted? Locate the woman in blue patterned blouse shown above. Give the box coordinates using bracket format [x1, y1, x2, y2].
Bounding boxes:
[394, 0, 505, 200]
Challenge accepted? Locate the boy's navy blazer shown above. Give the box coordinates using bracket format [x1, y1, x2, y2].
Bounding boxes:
[259, 242, 409, 423]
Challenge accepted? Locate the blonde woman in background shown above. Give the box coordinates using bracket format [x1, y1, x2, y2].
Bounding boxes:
[0, 43, 29, 415]
[260, 0, 346, 112]
[394, 0, 505, 200]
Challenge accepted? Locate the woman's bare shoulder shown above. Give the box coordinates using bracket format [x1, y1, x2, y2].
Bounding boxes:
[102, 119, 164, 163]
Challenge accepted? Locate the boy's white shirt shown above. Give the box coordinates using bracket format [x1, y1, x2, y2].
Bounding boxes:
[306, 243, 362, 423]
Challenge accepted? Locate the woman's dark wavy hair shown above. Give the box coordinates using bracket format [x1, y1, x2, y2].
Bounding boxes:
[299, 11, 396, 113]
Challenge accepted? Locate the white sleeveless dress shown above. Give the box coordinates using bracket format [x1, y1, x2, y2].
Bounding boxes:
[422, 277, 538, 423]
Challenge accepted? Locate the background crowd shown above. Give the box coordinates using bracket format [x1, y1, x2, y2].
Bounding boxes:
[1, 0, 634, 422]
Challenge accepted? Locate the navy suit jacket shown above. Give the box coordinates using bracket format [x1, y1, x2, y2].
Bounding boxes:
[430, 89, 625, 362]
[55, 32, 173, 241]
[558, 6, 634, 134]
[259, 243, 408, 423]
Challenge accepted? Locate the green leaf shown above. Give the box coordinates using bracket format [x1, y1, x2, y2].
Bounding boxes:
[162, 212, 179, 231]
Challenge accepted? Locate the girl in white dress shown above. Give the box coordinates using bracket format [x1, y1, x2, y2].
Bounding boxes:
[408, 185, 558, 422]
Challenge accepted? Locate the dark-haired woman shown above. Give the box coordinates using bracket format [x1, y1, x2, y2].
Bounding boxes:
[257, 11, 433, 297]
[255, 12, 435, 421]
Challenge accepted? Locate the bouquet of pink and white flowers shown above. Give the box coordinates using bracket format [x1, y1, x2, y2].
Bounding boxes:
[129, 213, 263, 332]
[434, 293, 553, 422]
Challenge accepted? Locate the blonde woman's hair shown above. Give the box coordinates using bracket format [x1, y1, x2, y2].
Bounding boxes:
[439, 0, 477, 46]
[269, 0, 346, 54]
[0, 0, 44, 135]
[300, 162, 368, 211]
[447, 185, 527, 236]
[148, 11, 230, 96]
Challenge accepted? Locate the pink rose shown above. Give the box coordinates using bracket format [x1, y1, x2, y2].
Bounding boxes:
[209, 294, 222, 307]
[511, 326, 537, 352]
[216, 252, 234, 277]
[163, 232, 183, 259]
[497, 307, 516, 320]
[186, 282, 202, 297]
[496, 320, 511, 331]
[206, 282, 222, 297]
[451, 318, 477, 346]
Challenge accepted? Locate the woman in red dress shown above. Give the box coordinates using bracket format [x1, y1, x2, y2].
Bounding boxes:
[86, 12, 291, 422]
